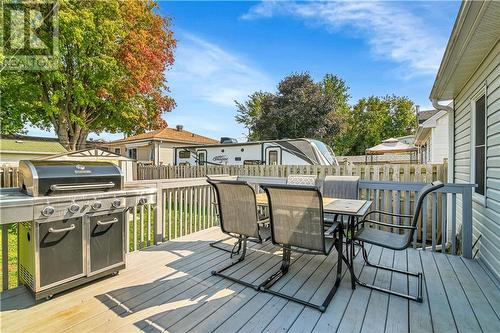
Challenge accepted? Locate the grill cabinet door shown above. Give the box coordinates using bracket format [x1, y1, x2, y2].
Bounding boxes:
[89, 212, 124, 273]
[38, 218, 84, 288]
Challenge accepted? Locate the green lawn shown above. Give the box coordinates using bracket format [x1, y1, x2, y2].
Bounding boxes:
[0, 226, 18, 289]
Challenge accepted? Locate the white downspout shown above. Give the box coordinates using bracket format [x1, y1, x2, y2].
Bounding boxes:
[432, 98, 455, 247]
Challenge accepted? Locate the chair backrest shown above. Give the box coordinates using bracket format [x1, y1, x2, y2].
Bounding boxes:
[323, 176, 359, 199]
[407, 181, 445, 242]
[286, 174, 318, 187]
[261, 184, 326, 253]
[207, 180, 260, 239]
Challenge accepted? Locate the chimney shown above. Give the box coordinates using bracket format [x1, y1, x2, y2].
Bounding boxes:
[176, 124, 183, 131]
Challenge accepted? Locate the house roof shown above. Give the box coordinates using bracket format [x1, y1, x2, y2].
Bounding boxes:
[417, 109, 439, 124]
[0, 136, 67, 154]
[430, 1, 500, 101]
[108, 127, 219, 145]
[366, 138, 417, 155]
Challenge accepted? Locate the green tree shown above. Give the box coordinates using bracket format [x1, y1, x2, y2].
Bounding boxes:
[235, 73, 349, 142]
[0, 0, 176, 150]
[335, 95, 416, 155]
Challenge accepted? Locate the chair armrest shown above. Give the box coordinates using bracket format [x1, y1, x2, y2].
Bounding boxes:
[359, 219, 416, 230]
[257, 218, 270, 226]
[363, 210, 413, 220]
[324, 222, 340, 236]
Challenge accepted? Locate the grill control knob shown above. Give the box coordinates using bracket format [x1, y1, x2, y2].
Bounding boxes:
[138, 197, 148, 205]
[68, 203, 80, 214]
[91, 201, 102, 210]
[41, 206, 55, 217]
[111, 199, 121, 208]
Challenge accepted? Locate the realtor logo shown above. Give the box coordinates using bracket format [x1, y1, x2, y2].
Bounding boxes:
[1, 0, 59, 71]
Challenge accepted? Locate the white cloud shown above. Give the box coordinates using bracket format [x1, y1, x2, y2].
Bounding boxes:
[168, 33, 274, 107]
[242, 1, 447, 76]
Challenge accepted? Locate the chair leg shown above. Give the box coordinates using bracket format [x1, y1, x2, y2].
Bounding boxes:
[211, 238, 260, 290]
[258, 245, 291, 290]
[260, 241, 344, 313]
[209, 237, 241, 255]
[352, 243, 423, 302]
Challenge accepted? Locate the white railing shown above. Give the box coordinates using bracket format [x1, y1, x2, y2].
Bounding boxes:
[0, 176, 473, 291]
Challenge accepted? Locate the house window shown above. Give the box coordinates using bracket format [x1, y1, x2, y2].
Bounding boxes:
[473, 94, 486, 196]
[114, 148, 120, 155]
[128, 148, 137, 160]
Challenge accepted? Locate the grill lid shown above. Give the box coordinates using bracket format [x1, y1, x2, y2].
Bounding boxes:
[19, 160, 124, 196]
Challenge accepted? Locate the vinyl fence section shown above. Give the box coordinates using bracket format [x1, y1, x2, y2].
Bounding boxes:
[137, 163, 448, 183]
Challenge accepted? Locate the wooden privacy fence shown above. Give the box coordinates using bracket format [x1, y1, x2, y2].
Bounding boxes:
[137, 163, 448, 183]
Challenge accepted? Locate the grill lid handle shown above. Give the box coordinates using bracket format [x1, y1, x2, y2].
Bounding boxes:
[49, 182, 115, 192]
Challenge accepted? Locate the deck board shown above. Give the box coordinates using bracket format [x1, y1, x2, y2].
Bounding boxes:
[1, 227, 500, 333]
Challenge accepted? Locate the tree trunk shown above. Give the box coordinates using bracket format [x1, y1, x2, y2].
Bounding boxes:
[54, 118, 88, 151]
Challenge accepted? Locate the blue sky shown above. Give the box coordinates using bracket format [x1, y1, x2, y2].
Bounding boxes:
[28, 0, 461, 142]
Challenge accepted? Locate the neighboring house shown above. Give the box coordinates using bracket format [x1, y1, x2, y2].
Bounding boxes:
[430, 0, 500, 278]
[0, 135, 67, 164]
[395, 135, 415, 146]
[103, 125, 218, 165]
[414, 110, 449, 164]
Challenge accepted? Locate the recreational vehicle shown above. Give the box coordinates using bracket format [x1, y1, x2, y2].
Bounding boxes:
[174, 138, 339, 166]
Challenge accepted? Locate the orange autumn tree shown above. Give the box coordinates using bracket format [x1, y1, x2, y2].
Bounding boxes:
[0, 0, 176, 150]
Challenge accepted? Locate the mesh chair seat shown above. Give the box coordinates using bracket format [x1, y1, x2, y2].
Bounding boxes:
[354, 227, 410, 251]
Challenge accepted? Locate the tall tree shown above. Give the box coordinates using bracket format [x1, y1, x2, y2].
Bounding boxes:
[236, 73, 349, 142]
[0, 0, 176, 150]
[334, 95, 416, 155]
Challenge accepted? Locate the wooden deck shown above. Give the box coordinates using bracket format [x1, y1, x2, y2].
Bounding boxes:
[1, 227, 499, 333]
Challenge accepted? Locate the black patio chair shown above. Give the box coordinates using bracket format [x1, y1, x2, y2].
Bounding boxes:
[350, 181, 444, 302]
[207, 179, 271, 290]
[206, 174, 240, 253]
[322, 176, 360, 226]
[259, 184, 343, 312]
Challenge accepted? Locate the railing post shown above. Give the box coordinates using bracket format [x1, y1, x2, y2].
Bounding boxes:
[2, 224, 9, 290]
[461, 186, 473, 258]
[154, 182, 165, 244]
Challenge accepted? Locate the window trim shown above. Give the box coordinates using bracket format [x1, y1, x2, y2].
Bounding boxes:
[470, 85, 487, 204]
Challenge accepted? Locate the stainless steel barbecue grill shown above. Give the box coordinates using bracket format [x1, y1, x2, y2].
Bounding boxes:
[0, 160, 156, 300]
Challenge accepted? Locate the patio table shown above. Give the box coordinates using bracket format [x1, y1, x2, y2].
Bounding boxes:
[255, 192, 372, 217]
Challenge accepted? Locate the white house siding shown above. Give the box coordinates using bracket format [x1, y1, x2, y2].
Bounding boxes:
[453, 40, 500, 279]
[430, 115, 449, 163]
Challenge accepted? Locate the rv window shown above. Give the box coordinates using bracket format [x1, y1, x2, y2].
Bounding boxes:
[268, 151, 278, 165]
[198, 152, 206, 166]
[179, 150, 190, 158]
[235, 157, 241, 161]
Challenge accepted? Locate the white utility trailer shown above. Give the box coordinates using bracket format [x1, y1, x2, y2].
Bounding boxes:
[174, 138, 338, 166]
